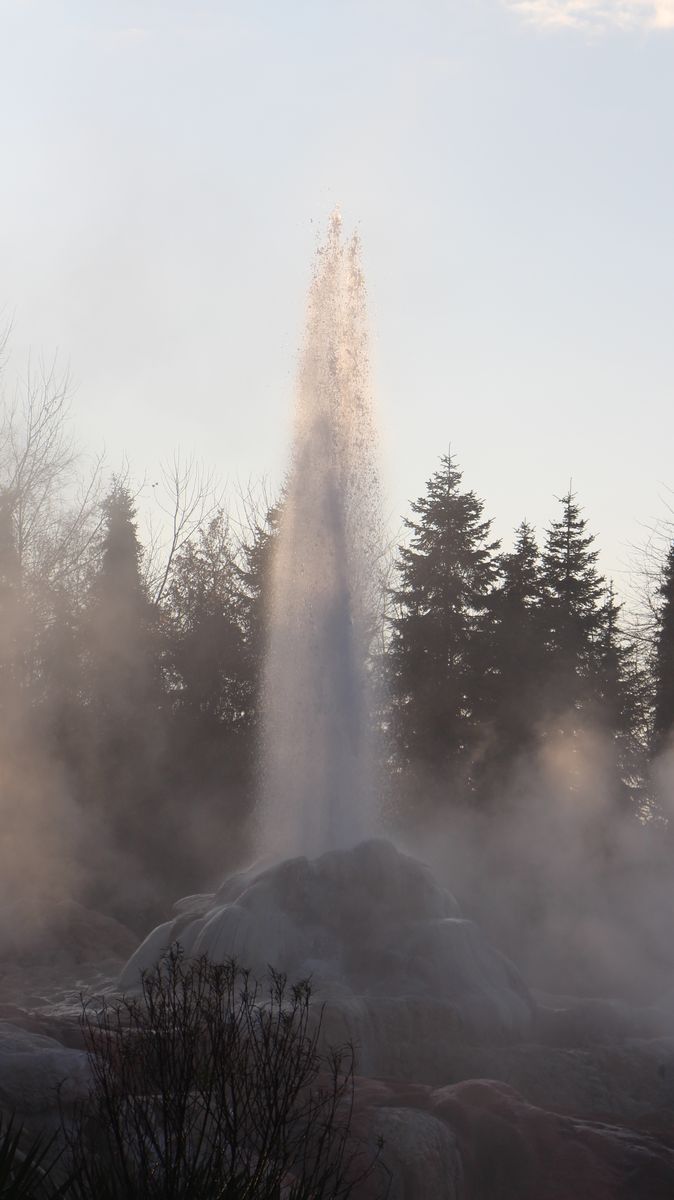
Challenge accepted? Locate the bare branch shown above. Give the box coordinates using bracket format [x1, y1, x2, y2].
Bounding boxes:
[148, 451, 224, 605]
[0, 352, 109, 590]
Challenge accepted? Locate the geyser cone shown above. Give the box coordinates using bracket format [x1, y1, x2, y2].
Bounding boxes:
[258, 214, 383, 859]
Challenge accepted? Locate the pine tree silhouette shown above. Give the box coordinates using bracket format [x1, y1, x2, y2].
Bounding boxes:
[389, 453, 499, 784]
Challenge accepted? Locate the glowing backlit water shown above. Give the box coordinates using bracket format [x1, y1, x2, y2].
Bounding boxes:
[258, 213, 382, 858]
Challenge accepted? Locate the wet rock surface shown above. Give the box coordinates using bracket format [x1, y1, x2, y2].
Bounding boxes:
[353, 1077, 674, 1200]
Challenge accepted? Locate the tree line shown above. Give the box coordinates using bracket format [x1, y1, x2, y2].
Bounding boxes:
[1, 374, 673, 926]
[389, 453, 663, 815]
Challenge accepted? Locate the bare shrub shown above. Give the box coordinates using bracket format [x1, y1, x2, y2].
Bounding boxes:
[63, 948, 388, 1200]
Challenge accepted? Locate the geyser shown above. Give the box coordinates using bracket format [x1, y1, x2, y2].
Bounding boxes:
[258, 211, 382, 859]
[121, 216, 536, 1058]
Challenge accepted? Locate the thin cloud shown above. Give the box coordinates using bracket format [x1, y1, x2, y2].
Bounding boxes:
[505, 0, 674, 31]
[73, 25, 152, 51]
[106, 27, 150, 47]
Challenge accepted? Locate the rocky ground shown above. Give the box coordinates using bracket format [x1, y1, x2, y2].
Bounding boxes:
[3, 993, 674, 1197]
[3, 874, 674, 1197]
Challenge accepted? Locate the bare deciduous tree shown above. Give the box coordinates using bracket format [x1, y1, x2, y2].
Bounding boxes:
[0, 351, 105, 591]
[145, 452, 223, 605]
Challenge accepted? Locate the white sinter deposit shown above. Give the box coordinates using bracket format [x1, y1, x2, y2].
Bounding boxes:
[120, 838, 535, 1065]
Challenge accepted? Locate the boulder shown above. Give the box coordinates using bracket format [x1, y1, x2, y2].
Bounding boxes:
[352, 1076, 674, 1200]
[0, 1020, 89, 1116]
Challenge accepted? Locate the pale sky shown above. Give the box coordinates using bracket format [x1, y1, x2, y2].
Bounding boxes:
[1, 0, 673, 591]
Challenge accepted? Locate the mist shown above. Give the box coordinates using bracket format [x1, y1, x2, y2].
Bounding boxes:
[2, 222, 674, 1196]
[2, 325, 674, 1009]
[400, 728, 674, 1006]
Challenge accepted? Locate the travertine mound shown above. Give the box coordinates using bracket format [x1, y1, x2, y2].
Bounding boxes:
[120, 838, 534, 1047]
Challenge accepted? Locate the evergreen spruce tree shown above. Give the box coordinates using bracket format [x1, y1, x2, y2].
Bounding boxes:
[653, 542, 674, 750]
[389, 453, 499, 781]
[162, 510, 253, 883]
[237, 499, 282, 721]
[166, 511, 247, 726]
[594, 581, 646, 805]
[538, 491, 642, 808]
[94, 484, 148, 622]
[595, 583, 633, 728]
[539, 489, 605, 718]
[84, 481, 166, 917]
[483, 520, 547, 763]
[87, 482, 157, 722]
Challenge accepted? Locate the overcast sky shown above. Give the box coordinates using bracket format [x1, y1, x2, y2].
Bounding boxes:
[1, 0, 673, 588]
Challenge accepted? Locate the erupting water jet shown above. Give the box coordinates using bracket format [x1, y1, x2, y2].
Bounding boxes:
[258, 212, 382, 859]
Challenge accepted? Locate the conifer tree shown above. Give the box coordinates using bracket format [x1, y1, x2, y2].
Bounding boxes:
[539, 489, 605, 716]
[389, 453, 499, 778]
[595, 583, 630, 726]
[237, 499, 282, 719]
[166, 511, 247, 726]
[653, 542, 674, 750]
[594, 581, 647, 804]
[162, 510, 253, 883]
[538, 492, 642, 807]
[94, 485, 148, 616]
[87, 482, 157, 718]
[84, 481, 166, 916]
[483, 520, 547, 761]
